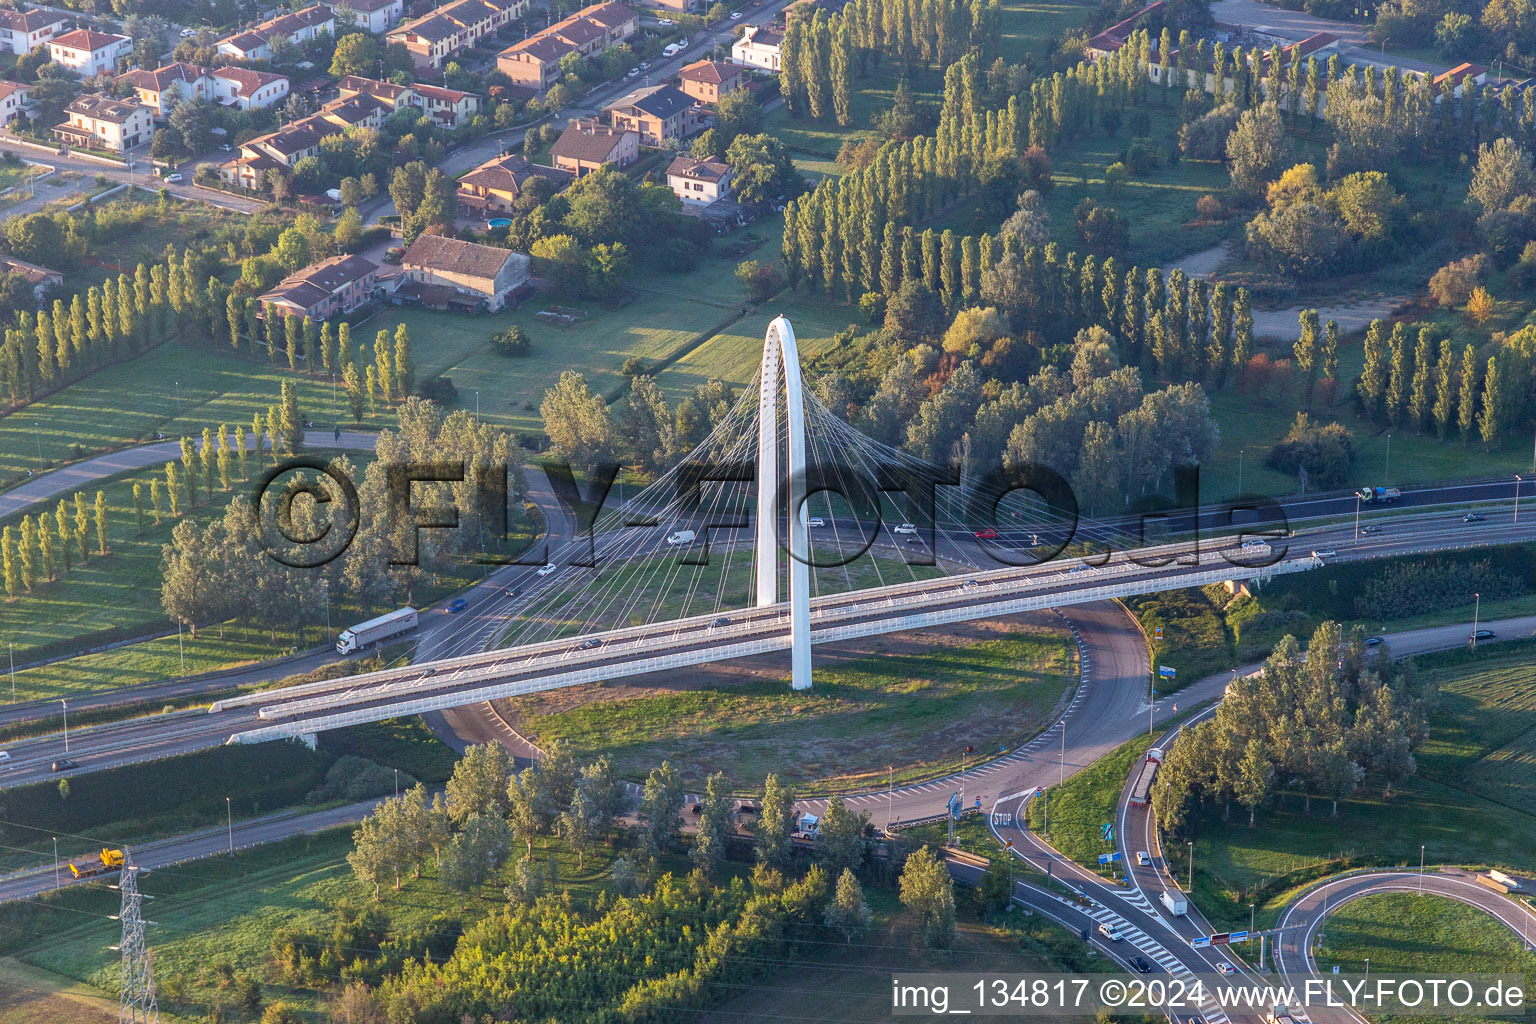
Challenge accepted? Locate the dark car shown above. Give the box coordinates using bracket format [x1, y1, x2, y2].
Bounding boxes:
[51, 759, 77, 772]
[578, 637, 603, 650]
[1473, 629, 1496, 641]
[1131, 955, 1153, 974]
[420, 667, 437, 678]
[447, 597, 468, 614]
[1364, 635, 1385, 647]
[1463, 511, 1486, 523]
[712, 616, 731, 627]
[1362, 524, 1384, 534]
[690, 802, 703, 814]
[736, 801, 759, 816]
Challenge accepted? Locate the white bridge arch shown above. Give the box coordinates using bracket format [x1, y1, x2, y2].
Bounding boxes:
[756, 316, 812, 690]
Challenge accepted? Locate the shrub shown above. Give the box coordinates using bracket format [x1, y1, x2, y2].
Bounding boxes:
[1466, 285, 1496, 323]
[1195, 193, 1225, 221]
[305, 756, 414, 803]
[858, 290, 886, 323]
[416, 375, 457, 405]
[1355, 558, 1522, 619]
[1264, 413, 1354, 489]
[1428, 255, 1486, 307]
[491, 324, 531, 356]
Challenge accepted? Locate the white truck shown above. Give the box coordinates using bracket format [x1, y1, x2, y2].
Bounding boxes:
[336, 607, 418, 654]
[666, 528, 696, 545]
[1489, 869, 1522, 890]
[1160, 890, 1188, 916]
[794, 813, 821, 838]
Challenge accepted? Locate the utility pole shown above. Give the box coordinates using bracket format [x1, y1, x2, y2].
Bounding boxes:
[1419, 843, 1425, 895]
[177, 621, 185, 678]
[1237, 449, 1243, 495]
[887, 765, 893, 829]
[1354, 494, 1360, 539]
[394, 768, 399, 799]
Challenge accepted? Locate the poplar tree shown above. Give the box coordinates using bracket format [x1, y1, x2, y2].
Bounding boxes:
[394, 323, 414, 398]
[1294, 308, 1319, 406]
[1431, 338, 1455, 438]
[1, 526, 17, 601]
[133, 482, 145, 536]
[1357, 319, 1388, 418]
[1479, 355, 1504, 446]
[94, 490, 108, 555]
[54, 501, 69, 573]
[1384, 323, 1410, 425]
[18, 515, 35, 592]
[1321, 318, 1338, 403]
[1457, 343, 1480, 442]
[1407, 328, 1433, 430]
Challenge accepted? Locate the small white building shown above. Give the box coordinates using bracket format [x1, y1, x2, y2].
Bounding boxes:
[0, 80, 33, 128]
[211, 67, 289, 109]
[333, 0, 405, 33]
[730, 24, 781, 71]
[53, 93, 152, 151]
[48, 28, 133, 78]
[0, 8, 67, 57]
[666, 154, 732, 207]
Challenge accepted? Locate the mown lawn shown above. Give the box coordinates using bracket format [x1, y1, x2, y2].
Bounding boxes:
[1318, 893, 1536, 1024]
[1187, 645, 1536, 930]
[506, 626, 1074, 792]
[1026, 732, 1156, 880]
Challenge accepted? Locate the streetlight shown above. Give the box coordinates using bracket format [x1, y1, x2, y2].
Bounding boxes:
[1250, 902, 1256, 939]
[60, 699, 68, 752]
[1237, 449, 1244, 496]
[886, 765, 893, 828]
[475, 390, 481, 423]
[1384, 434, 1391, 483]
[1354, 493, 1361, 540]
[1516, 475, 1523, 525]
[1187, 840, 1193, 893]
[1472, 591, 1482, 647]
[1419, 843, 1425, 895]
[226, 797, 233, 856]
[7, 641, 13, 704]
[52, 837, 58, 890]
[1364, 957, 1370, 981]
[394, 767, 399, 799]
[322, 579, 331, 636]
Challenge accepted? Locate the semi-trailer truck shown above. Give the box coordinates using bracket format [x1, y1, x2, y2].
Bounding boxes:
[70, 848, 124, 879]
[336, 607, 418, 655]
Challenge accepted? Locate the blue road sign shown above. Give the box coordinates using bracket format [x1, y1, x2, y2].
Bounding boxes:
[1191, 937, 1211, 948]
[1159, 665, 1178, 678]
[1097, 852, 1123, 865]
[1229, 931, 1249, 942]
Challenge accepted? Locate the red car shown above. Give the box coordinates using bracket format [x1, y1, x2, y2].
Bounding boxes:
[975, 528, 999, 540]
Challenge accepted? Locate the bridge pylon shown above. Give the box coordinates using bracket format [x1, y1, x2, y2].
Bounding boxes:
[755, 316, 812, 690]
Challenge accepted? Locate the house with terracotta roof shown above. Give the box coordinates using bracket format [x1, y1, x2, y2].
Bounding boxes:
[116, 62, 214, 118]
[217, 5, 335, 61]
[333, 0, 406, 33]
[320, 91, 392, 128]
[335, 75, 418, 111]
[0, 81, 33, 128]
[0, 8, 67, 57]
[1433, 62, 1489, 95]
[385, 0, 528, 70]
[218, 113, 344, 189]
[397, 235, 529, 311]
[211, 66, 289, 109]
[1085, 0, 1162, 58]
[731, 24, 781, 70]
[53, 93, 151, 151]
[549, 117, 637, 175]
[666, 154, 731, 206]
[258, 253, 382, 320]
[605, 83, 694, 145]
[495, 1, 638, 92]
[676, 58, 743, 104]
[48, 28, 132, 78]
[412, 82, 480, 125]
[456, 151, 570, 214]
[0, 255, 61, 303]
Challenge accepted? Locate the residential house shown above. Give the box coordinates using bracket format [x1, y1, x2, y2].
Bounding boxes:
[53, 93, 151, 151]
[48, 28, 132, 78]
[455, 151, 570, 214]
[217, 5, 336, 61]
[320, 91, 392, 128]
[634, 0, 696, 11]
[495, 1, 638, 92]
[605, 83, 694, 145]
[397, 234, 529, 310]
[211, 66, 289, 109]
[730, 24, 781, 70]
[0, 80, 32, 128]
[335, 74, 418, 112]
[258, 253, 381, 320]
[412, 82, 480, 125]
[0, 255, 61, 303]
[666, 154, 731, 206]
[1085, 0, 1162, 58]
[116, 62, 214, 119]
[549, 117, 637, 175]
[332, 0, 405, 33]
[219, 113, 343, 189]
[676, 58, 743, 105]
[0, 8, 67, 57]
[386, 0, 528, 71]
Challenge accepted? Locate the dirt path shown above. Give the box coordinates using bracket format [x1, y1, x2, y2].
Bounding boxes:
[1164, 241, 1410, 340]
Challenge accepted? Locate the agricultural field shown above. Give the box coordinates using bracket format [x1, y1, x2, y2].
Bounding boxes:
[501, 618, 1074, 792]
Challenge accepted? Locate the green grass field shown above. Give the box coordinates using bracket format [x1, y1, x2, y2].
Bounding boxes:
[1026, 732, 1156, 880]
[505, 626, 1073, 792]
[1317, 893, 1536, 1024]
[1186, 644, 1536, 931]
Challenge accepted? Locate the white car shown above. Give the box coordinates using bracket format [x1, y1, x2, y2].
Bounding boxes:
[164, 173, 183, 184]
[1136, 851, 1150, 866]
[657, 16, 674, 23]
[730, 10, 743, 17]
[1216, 962, 1236, 975]
[893, 522, 917, 535]
[537, 563, 557, 576]
[179, 27, 195, 36]
[0, 750, 10, 762]
[806, 516, 825, 527]
[626, 67, 640, 78]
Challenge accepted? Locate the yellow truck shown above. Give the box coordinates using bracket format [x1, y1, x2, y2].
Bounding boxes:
[69, 848, 124, 879]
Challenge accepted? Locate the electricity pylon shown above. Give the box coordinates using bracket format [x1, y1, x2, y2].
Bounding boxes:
[112, 851, 159, 1024]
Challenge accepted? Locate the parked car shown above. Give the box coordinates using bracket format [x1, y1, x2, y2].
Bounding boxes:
[164, 173, 183, 184]
[656, 16, 675, 23]
[1463, 511, 1486, 523]
[1364, 635, 1385, 647]
[730, 10, 743, 16]
[180, 27, 195, 36]
[537, 563, 557, 576]
[383, 246, 405, 264]
[218, 143, 233, 151]
[639, 60, 652, 69]
[446, 597, 468, 613]
[51, 759, 77, 772]
[626, 67, 640, 78]
[690, 802, 702, 814]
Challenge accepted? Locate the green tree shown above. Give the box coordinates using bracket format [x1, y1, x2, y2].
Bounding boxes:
[445, 743, 512, 825]
[754, 772, 797, 868]
[1479, 355, 1506, 446]
[1293, 308, 1319, 406]
[1357, 319, 1388, 419]
[639, 759, 684, 856]
[94, 490, 108, 555]
[393, 323, 414, 398]
[1, 526, 17, 600]
[816, 793, 867, 874]
[899, 845, 957, 948]
[691, 770, 733, 876]
[506, 766, 548, 859]
[825, 867, 872, 942]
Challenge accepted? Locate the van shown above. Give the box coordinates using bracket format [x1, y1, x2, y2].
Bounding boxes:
[666, 529, 696, 545]
[1097, 922, 1124, 941]
[447, 597, 468, 614]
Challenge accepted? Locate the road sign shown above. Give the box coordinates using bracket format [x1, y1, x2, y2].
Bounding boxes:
[1154, 626, 1164, 640]
[1229, 930, 1248, 942]
[1191, 937, 1211, 948]
[1210, 933, 1231, 946]
[947, 793, 962, 819]
[1101, 823, 1114, 841]
[1097, 852, 1123, 864]
[1332, 966, 1340, 975]
[1005, 837, 1014, 848]
[1159, 665, 1178, 678]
